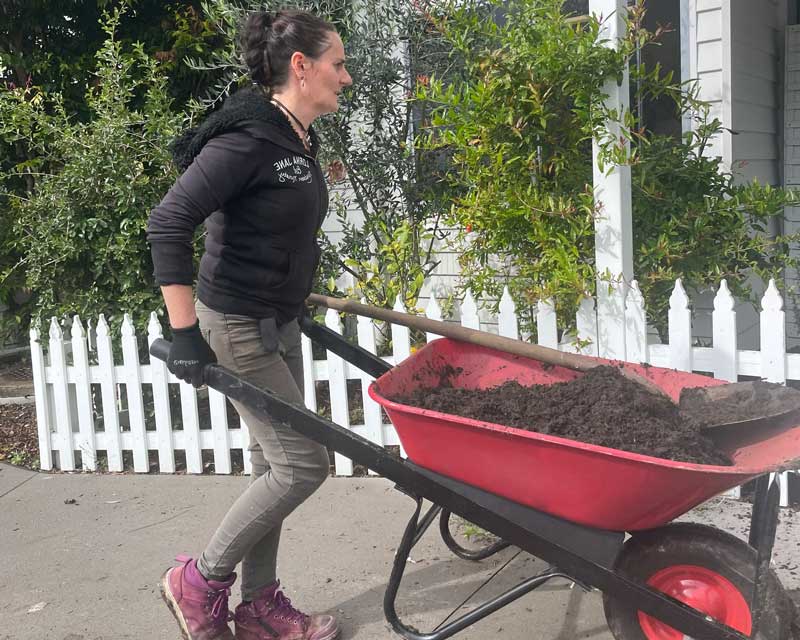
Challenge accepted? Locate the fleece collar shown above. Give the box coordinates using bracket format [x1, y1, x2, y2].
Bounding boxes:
[170, 85, 320, 171]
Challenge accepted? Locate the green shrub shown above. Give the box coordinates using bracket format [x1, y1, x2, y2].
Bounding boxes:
[0, 8, 185, 334]
[417, 0, 800, 338]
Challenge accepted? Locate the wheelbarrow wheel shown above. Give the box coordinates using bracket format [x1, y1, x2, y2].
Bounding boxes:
[603, 522, 796, 640]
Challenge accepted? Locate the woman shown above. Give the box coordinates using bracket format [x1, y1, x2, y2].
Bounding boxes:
[146, 10, 351, 640]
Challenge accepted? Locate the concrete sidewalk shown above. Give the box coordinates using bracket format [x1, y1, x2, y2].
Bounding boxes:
[2, 462, 800, 640]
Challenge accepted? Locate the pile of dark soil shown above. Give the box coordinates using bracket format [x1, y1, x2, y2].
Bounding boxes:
[391, 365, 731, 466]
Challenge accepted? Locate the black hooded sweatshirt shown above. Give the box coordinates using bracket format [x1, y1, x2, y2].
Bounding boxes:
[146, 86, 328, 324]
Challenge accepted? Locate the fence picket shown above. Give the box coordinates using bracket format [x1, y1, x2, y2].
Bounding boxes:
[239, 417, 252, 476]
[668, 279, 692, 372]
[71, 316, 96, 471]
[761, 279, 786, 384]
[498, 287, 518, 339]
[624, 281, 647, 365]
[208, 388, 231, 475]
[537, 299, 558, 348]
[391, 296, 412, 364]
[357, 311, 383, 475]
[49, 318, 75, 471]
[147, 314, 175, 473]
[575, 297, 599, 356]
[326, 308, 352, 475]
[712, 280, 737, 382]
[29, 326, 53, 471]
[179, 381, 203, 474]
[461, 291, 480, 330]
[301, 332, 317, 412]
[425, 295, 443, 343]
[712, 283, 741, 500]
[391, 296, 410, 457]
[121, 315, 149, 472]
[96, 315, 123, 472]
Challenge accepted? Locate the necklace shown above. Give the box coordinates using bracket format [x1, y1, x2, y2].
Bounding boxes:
[270, 97, 311, 151]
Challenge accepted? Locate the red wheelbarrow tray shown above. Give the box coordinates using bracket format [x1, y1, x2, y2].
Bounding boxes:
[367, 338, 800, 532]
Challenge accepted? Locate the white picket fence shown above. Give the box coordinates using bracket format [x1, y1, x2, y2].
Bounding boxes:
[30, 278, 800, 504]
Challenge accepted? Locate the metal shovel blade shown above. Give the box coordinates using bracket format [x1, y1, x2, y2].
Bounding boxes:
[679, 381, 800, 433]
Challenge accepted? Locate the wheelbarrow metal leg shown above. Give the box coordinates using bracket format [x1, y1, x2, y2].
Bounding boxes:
[438, 508, 512, 561]
[412, 502, 442, 548]
[749, 473, 781, 637]
[383, 496, 575, 640]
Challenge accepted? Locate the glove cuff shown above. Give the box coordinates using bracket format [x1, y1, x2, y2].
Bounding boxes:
[171, 320, 201, 335]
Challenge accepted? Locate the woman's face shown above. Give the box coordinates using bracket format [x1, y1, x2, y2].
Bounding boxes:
[305, 32, 352, 115]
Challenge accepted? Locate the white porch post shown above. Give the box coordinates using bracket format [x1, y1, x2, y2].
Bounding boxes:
[590, 0, 634, 360]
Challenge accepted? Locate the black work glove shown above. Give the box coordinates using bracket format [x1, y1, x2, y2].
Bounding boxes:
[168, 321, 217, 388]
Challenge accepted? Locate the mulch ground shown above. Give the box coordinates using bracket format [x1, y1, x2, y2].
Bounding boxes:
[391, 365, 730, 466]
[0, 402, 39, 469]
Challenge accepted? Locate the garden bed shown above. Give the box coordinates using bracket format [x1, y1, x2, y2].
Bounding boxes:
[0, 403, 39, 469]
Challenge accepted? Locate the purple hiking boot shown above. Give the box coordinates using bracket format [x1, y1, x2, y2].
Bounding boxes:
[160, 554, 237, 640]
[233, 581, 339, 640]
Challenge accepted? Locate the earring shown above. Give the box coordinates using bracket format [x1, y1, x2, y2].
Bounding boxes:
[300, 77, 306, 89]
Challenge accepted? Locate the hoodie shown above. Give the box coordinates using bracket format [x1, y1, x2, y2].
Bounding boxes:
[146, 86, 328, 324]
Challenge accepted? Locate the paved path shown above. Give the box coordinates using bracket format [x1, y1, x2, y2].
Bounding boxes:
[2, 463, 799, 640]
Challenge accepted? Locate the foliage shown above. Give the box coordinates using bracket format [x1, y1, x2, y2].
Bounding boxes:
[417, 0, 800, 338]
[632, 106, 799, 335]
[185, 0, 448, 311]
[0, 8, 185, 334]
[0, 0, 218, 111]
[0, 0, 223, 343]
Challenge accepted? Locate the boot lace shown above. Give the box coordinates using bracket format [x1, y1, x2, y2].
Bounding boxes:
[208, 586, 233, 626]
[271, 589, 309, 626]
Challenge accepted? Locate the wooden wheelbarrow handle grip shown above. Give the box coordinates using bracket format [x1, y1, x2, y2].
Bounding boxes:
[306, 294, 664, 398]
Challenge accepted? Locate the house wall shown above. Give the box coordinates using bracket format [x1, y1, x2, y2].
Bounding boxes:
[730, 0, 784, 185]
[685, 0, 727, 161]
[684, 0, 790, 350]
[685, 0, 784, 181]
[783, 25, 800, 345]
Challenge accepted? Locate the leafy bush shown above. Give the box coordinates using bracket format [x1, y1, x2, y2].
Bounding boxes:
[417, 0, 800, 337]
[0, 8, 185, 334]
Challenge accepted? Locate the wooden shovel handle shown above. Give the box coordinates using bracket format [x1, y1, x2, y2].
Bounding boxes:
[307, 294, 669, 398]
[307, 294, 661, 386]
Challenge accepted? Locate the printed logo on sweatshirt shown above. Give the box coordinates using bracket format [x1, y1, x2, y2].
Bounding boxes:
[274, 155, 313, 184]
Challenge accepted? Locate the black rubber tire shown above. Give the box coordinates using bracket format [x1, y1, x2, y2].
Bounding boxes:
[602, 523, 796, 640]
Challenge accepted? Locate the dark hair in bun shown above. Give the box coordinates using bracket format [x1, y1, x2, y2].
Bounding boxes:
[241, 10, 336, 92]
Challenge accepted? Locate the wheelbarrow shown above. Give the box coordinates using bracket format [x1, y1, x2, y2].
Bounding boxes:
[151, 317, 800, 640]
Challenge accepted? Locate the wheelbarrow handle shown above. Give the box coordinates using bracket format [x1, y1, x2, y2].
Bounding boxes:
[150, 337, 171, 363]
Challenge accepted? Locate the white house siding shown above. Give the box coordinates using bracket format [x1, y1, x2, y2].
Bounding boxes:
[686, 0, 727, 161]
[685, 0, 784, 181]
[783, 25, 800, 344]
[684, 0, 791, 350]
[730, 0, 784, 186]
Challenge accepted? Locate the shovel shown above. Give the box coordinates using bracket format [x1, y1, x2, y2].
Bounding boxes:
[308, 294, 800, 435]
[307, 293, 670, 398]
[678, 381, 800, 434]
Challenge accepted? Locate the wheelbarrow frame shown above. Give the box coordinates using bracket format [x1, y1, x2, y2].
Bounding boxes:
[150, 318, 784, 640]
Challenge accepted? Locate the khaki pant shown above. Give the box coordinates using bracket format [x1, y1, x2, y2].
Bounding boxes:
[194, 300, 329, 600]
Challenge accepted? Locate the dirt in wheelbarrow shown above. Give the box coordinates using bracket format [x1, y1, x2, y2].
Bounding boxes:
[391, 365, 732, 466]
